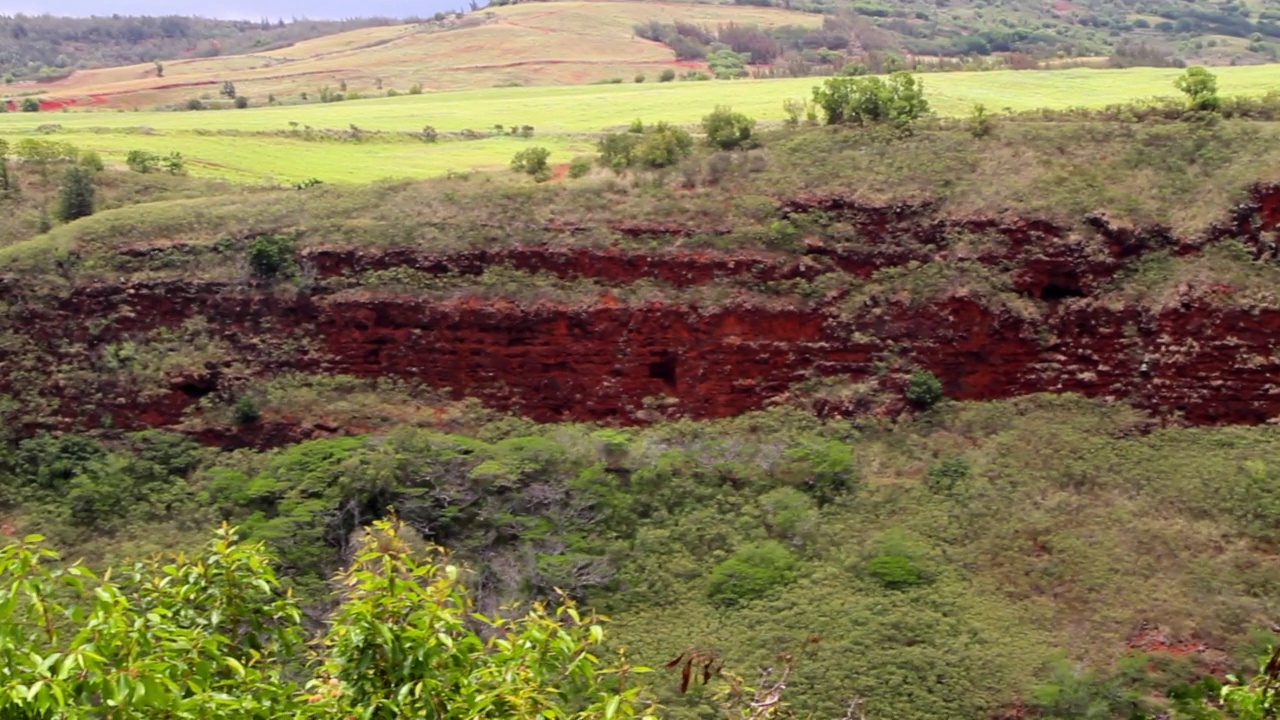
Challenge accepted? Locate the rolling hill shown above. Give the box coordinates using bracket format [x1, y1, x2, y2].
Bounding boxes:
[7, 2, 822, 111]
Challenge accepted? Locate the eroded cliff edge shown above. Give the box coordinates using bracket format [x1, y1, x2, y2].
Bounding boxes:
[2, 182, 1278, 444]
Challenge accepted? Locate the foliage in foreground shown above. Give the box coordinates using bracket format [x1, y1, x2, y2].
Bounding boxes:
[0, 521, 654, 719]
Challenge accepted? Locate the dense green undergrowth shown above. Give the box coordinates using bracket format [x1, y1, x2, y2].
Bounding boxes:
[3, 395, 1279, 718]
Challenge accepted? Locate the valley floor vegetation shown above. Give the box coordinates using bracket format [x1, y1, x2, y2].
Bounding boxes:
[3, 397, 1280, 718]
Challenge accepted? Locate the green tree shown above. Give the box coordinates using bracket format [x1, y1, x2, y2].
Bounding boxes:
[906, 369, 944, 408]
[701, 105, 757, 150]
[707, 540, 798, 607]
[811, 71, 930, 131]
[659, 68, 676, 82]
[234, 95, 250, 109]
[310, 522, 654, 719]
[0, 138, 10, 193]
[597, 132, 642, 171]
[511, 146, 552, 181]
[126, 149, 160, 173]
[635, 122, 693, 169]
[221, 80, 237, 98]
[0, 522, 657, 719]
[1220, 646, 1280, 719]
[20, 97, 39, 112]
[55, 164, 95, 222]
[1175, 66, 1221, 112]
[568, 155, 593, 179]
[246, 233, 296, 279]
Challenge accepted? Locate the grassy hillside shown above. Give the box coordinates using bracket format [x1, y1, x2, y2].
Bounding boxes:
[2, 64, 1277, 183]
[0, 14, 406, 82]
[6, 3, 821, 111]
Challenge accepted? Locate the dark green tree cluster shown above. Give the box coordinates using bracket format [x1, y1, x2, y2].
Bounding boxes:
[597, 121, 694, 171]
[811, 72, 930, 131]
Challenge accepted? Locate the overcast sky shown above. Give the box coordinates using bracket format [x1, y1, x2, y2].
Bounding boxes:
[0, 0, 468, 19]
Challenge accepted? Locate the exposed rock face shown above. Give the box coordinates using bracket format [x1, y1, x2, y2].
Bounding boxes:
[3, 183, 1279, 439]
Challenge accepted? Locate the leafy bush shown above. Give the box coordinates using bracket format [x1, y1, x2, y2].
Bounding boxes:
[125, 149, 160, 173]
[707, 540, 799, 606]
[707, 48, 750, 78]
[758, 486, 815, 543]
[20, 97, 39, 112]
[906, 369, 944, 408]
[1175, 66, 1221, 112]
[702, 105, 757, 150]
[597, 132, 641, 171]
[635, 122, 694, 168]
[233, 394, 263, 424]
[54, 165, 95, 223]
[567, 155, 593, 179]
[781, 439, 857, 504]
[510, 146, 552, 181]
[162, 151, 186, 175]
[0, 523, 650, 719]
[246, 233, 296, 279]
[811, 71, 930, 131]
[967, 102, 994, 138]
[864, 529, 931, 589]
[865, 554, 926, 589]
[233, 95, 249, 109]
[78, 149, 104, 172]
[925, 455, 971, 494]
[659, 68, 676, 82]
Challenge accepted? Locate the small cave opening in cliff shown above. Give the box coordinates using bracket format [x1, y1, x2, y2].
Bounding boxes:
[648, 355, 678, 388]
[1040, 283, 1086, 302]
[176, 382, 214, 399]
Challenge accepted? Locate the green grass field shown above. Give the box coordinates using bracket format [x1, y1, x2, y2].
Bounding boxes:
[4, 65, 1278, 183]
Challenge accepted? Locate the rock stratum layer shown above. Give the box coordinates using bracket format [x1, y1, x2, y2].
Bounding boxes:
[3, 183, 1279, 442]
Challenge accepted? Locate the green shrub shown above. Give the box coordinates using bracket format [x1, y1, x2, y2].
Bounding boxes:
[659, 68, 676, 82]
[246, 234, 296, 279]
[597, 132, 642, 171]
[567, 155, 593, 179]
[634, 73, 646, 83]
[635, 122, 693, 169]
[781, 439, 857, 504]
[162, 151, 186, 175]
[967, 102, 994, 138]
[701, 105, 757, 150]
[906, 369, 944, 408]
[1175, 66, 1220, 113]
[54, 165, 95, 223]
[865, 554, 926, 589]
[20, 98, 39, 112]
[510, 146, 552, 181]
[707, 540, 798, 607]
[186, 98, 205, 111]
[125, 149, 160, 173]
[233, 395, 263, 424]
[234, 95, 250, 109]
[78, 150, 104, 172]
[758, 487, 815, 543]
[811, 71, 930, 131]
[925, 455, 971, 493]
